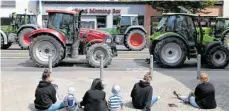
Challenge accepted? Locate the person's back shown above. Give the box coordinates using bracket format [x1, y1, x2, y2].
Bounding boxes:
[34, 80, 56, 110]
[80, 78, 108, 111]
[195, 82, 217, 109]
[131, 80, 152, 109]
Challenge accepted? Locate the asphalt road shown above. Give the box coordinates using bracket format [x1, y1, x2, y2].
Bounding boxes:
[1, 44, 229, 72]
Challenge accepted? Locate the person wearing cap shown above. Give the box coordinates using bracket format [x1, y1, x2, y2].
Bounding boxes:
[34, 69, 65, 111]
[173, 72, 217, 109]
[63, 87, 78, 111]
[131, 72, 160, 111]
[108, 85, 123, 111]
[80, 78, 109, 111]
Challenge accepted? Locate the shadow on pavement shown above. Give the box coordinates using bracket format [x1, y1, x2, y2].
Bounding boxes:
[28, 103, 36, 111]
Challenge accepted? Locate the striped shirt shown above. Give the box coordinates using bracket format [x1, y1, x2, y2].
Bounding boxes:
[108, 95, 123, 111]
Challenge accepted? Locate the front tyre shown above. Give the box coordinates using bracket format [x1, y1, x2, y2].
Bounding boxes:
[29, 35, 64, 67]
[86, 43, 112, 68]
[1, 35, 12, 49]
[206, 45, 229, 69]
[154, 37, 187, 68]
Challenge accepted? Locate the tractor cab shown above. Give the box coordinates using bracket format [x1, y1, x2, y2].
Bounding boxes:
[46, 10, 79, 43]
[154, 13, 199, 46]
[10, 12, 37, 31]
[116, 14, 139, 33]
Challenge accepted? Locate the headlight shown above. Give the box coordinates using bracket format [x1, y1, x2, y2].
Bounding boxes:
[106, 38, 111, 43]
[104, 35, 112, 45]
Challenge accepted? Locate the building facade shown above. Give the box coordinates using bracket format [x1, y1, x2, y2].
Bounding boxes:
[0, 0, 224, 36]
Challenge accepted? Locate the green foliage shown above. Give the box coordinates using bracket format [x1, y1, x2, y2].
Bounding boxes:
[150, 0, 218, 13]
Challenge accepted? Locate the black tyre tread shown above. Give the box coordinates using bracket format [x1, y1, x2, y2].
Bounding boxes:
[1, 35, 12, 49]
[154, 37, 187, 68]
[86, 43, 112, 68]
[17, 28, 35, 50]
[29, 35, 64, 67]
[206, 45, 229, 69]
[223, 33, 229, 50]
[124, 29, 146, 51]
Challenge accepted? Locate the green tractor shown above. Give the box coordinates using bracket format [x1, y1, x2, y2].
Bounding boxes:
[0, 11, 38, 49]
[149, 13, 229, 68]
[208, 17, 229, 50]
[99, 14, 147, 51]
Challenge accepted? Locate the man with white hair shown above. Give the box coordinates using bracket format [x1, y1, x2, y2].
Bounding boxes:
[173, 72, 217, 109]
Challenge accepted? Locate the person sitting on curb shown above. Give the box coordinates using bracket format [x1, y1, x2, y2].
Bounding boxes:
[63, 87, 78, 111]
[173, 72, 217, 109]
[79, 78, 109, 111]
[131, 72, 160, 111]
[108, 85, 123, 111]
[34, 69, 65, 111]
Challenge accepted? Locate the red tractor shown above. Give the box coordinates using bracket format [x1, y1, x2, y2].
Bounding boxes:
[28, 10, 117, 68]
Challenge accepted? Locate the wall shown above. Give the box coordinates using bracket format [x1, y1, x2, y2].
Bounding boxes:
[0, 0, 37, 18]
[223, 0, 229, 17]
[144, 4, 161, 38]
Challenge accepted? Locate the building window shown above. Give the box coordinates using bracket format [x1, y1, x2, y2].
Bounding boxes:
[97, 16, 106, 28]
[138, 16, 144, 26]
[1, 0, 16, 8]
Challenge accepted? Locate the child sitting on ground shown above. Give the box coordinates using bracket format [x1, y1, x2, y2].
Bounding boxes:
[108, 85, 123, 111]
[63, 87, 78, 111]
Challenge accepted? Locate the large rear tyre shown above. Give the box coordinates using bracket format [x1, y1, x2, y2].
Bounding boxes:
[206, 45, 229, 69]
[1, 35, 12, 49]
[124, 29, 146, 51]
[29, 35, 64, 67]
[154, 37, 187, 68]
[18, 28, 35, 49]
[223, 33, 229, 50]
[86, 43, 112, 68]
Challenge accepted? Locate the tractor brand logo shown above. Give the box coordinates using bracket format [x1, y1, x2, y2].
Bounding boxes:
[74, 8, 121, 14]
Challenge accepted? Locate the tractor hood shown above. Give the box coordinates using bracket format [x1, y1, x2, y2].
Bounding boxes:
[80, 28, 112, 43]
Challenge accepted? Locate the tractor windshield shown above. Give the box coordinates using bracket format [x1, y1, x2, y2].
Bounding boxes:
[15, 14, 37, 26]
[156, 16, 168, 30]
[47, 13, 74, 36]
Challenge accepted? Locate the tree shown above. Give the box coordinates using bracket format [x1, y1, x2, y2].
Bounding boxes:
[150, 0, 218, 13]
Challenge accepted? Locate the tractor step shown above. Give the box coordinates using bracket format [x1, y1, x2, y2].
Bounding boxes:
[189, 46, 198, 58]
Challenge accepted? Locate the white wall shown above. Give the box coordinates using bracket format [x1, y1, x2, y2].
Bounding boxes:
[223, 0, 229, 17]
[0, 0, 37, 18]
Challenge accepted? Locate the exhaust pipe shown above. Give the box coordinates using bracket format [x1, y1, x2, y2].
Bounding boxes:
[71, 10, 83, 58]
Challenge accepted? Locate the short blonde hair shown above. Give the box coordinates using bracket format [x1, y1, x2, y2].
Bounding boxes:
[143, 72, 152, 82]
[200, 72, 209, 83]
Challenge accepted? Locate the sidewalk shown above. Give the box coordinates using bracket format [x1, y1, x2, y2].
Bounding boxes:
[1, 71, 223, 111]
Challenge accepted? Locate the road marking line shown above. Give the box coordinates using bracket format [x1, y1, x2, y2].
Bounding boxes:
[0, 57, 146, 60]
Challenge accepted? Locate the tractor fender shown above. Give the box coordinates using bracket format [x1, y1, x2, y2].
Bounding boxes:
[156, 32, 189, 45]
[86, 39, 104, 46]
[17, 24, 38, 36]
[204, 41, 221, 55]
[28, 28, 66, 46]
[221, 29, 229, 41]
[0, 29, 8, 45]
[124, 25, 147, 35]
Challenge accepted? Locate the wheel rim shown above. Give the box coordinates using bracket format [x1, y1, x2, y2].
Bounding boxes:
[213, 50, 227, 64]
[130, 33, 143, 47]
[23, 32, 33, 45]
[161, 43, 182, 64]
[92, 48, 107, 64]
[34, 41, 57, 62]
